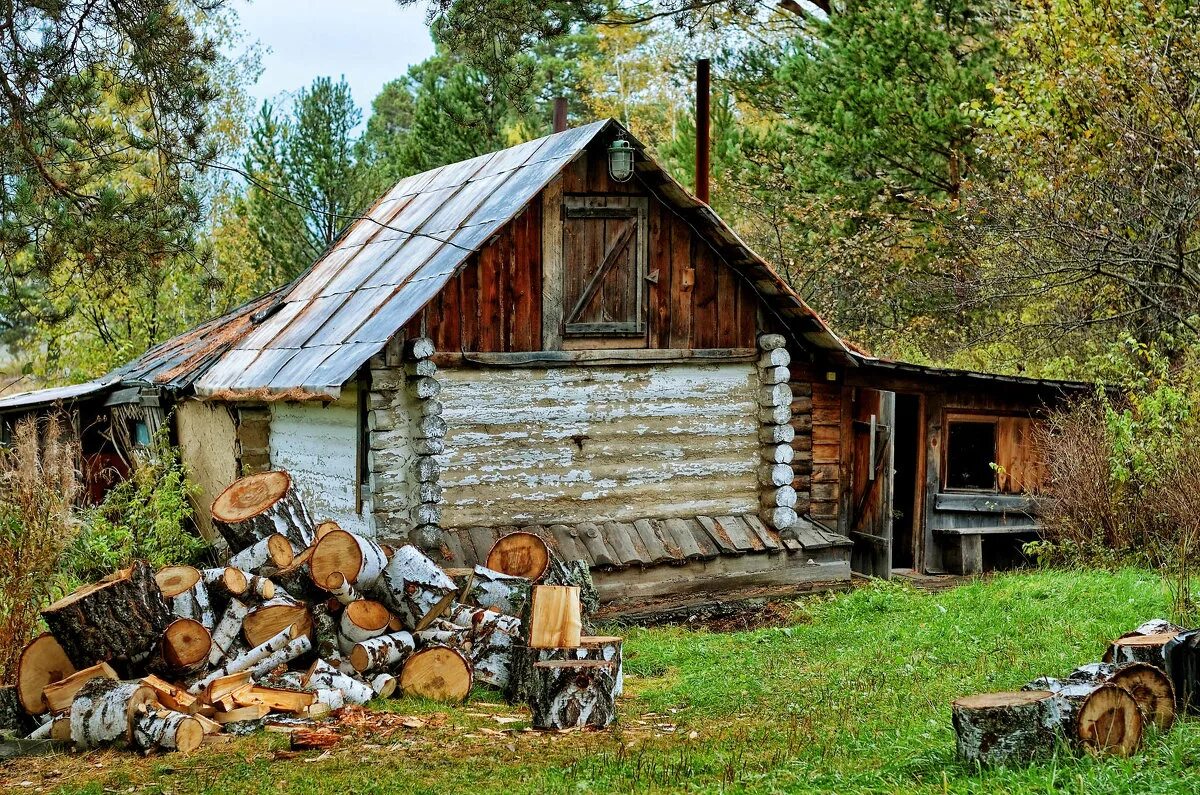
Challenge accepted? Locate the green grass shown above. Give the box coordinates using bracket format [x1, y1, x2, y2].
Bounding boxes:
[14, 568, 1200, 794]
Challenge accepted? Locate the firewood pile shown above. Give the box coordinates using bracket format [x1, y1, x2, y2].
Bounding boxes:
[0, 471, 624, 755]
[952, 619, 1200, 765]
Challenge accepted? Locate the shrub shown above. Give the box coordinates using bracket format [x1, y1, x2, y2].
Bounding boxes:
[0, 414, 82, 680]
[65, 430, 207, 584]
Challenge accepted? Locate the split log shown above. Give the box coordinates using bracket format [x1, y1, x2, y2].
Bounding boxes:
[1060, 662, 1176, 731]
[1105, 632, 1177, 669]
[157, 618, 212, 677]
[200, 671, 252, 705]
[211, 471, 315, 550]
[232, 685, 315, 713]
[242, 596, 312, 647]
[43, 662, 118, 714]
[326, 571, 360, 605]
[527, 660, 617, 730]
[400, 645, 472, 703]
[349, 631, 416, 674]
[156, 566, 216, 630]
[1046, 681, 1142, 755]
[370, 673, 398, 698]
[414, 619, 471, 651]
[304, 660, 374, 705]
[133, 707, 204, 753]
[68, 678, 157, 749]
[208, 598, 250, 667]
[16, 633, 76, 715]
[542, 557, 600, 618]
[448, 604, 521, 690]
[372, 544, 457, 630]
[140, 675, 198, 714]
[951, 691, 1059, 766]
[467, 566, 531, 617]
[42, 560, 174, 674]
[310, 528, 388, 591]
[486, 532, 550, 581]
[337, 599, 392, 655]
[1164, 629, 1200, 714]
[528, 585, 582, 649]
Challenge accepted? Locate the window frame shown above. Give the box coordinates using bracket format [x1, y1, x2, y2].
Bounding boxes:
[561, 195, 649, 338]
[942, 412, 1000, 493]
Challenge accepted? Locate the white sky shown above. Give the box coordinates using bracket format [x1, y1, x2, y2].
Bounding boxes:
[236, 0, 436, 113]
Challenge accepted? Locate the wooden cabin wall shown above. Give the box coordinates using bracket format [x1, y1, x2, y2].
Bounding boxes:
[786, 363, 846, 529]
[402, 145, 760, 353]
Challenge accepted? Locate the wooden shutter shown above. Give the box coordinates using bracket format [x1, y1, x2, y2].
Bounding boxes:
[562, 197, 648, 336]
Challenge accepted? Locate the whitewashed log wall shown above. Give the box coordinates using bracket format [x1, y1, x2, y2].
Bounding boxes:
[269, 386, 372, 536]
[434, 363, 762, 527]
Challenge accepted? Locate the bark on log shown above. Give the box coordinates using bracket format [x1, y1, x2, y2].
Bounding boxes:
[349, 631, 416, 674]
[370, 673, 398, 698]
[399, 645, 472, 703]
[42, 560, 173, 675]
[310, 528, 388, 591]
[951, 691, 1059, 766]
[336, 599, 391, 655]
[208, 598, 250, 667]
[486, 532, 551, 581]
[1041, 681, 1143, 755]
[0, 686, 36, 734]
[230, 535, 293, 575]
[326, 571, 360, 605]
[542, 557, 599, 618]
[1105, 632, 1177, 669]
[507, 636, 624, 705]
[447, 604, 521, 690]
[466, 566, 531, 617]
[304, 660, 374, 705]
[16, 633, 76, 715]
[68, 678, 157, 749]
[133, 707, 204, 753]
[1164, 629, 1200, 714]
[527, 660, 617, 730]
[372, 544, 458, 630]
[1060, 662, 1176, 731]
[309, 600, 339, 660]
[201, 566, 250, 603]
[211, 471, 315, 550]
[156, 566, 216, 630]
[414, 619, 471, 651]
[189, 627, 305, 694]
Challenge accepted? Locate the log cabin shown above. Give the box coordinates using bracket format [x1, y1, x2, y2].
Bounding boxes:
[0, 120, 1089, 606]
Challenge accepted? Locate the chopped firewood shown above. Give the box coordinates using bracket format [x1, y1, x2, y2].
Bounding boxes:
[214, 704, 270, 724]
[211, 471, 315, 550]
[242, 597, 313, 648]
[68, 678, 157, 748]
[232, 685, 316, 713]
[16, 633, 76, 715]
[159, 618, 213, 676]
[156, 565, 216, 630]
[325, 571, 360, 606]
[200, 671, 253, 704]
[400, 645, 472, 703]
[337, 599, 391, 655]
[310, 528, 388, 591]
[372, 545, 457, 630]
[528, 586, 582, 649]
[291, 728, 341, 750]
[192, 712, 223, 735]
[141, 675, 197, 714]
[42, 662, 118, 714]
[134, 706, 205, 753]
[486, 532, 551, 581]
[208, 599, 250, 667]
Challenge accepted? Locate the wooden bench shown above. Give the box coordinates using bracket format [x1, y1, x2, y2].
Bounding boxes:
[936, 525, 1041, 575]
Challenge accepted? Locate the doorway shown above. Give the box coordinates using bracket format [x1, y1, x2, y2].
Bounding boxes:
[891, 393, 921, 571]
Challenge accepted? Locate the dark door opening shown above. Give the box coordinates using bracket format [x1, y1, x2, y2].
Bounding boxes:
[891, 394, 921, 570]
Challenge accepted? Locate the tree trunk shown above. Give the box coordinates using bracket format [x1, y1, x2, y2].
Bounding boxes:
[527, 660, 617, 730]
[1057, 662, 1176, 731]
[211, 471, 315, 551]
[507, 636, 624, 705]
[68, 678, 157, 749]
[400, 645, 472, 702]
[1044, 681, 1143, 755]
[448, 604, 521, 690]
[0, 686, 37, 733]
[156, 565, 216, 630]
[372, 545, 458, 630]
[133, 707, 204, 753]
[208, 598, 250, 667]
[42, 560, 174, 675]
[528, 585, 582, 649]
[1106, 632, 1177, 669]
[951, 691, 1059, 766]
[349, 631, 416, 674]
[486, 531, 551, 581]
[467, 566, 531, 617]
[310, 528, 388, 591]
[336, 599, 391, 655]
[1165, 629, 1200, 714]
[15, 633, 76, 715]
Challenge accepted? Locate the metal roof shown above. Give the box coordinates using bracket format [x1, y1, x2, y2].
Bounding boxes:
[848, 352, 1096, 392]
[0, 377, 118, 412]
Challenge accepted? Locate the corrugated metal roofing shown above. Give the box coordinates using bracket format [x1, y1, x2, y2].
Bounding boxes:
[0, 378, 118, 412]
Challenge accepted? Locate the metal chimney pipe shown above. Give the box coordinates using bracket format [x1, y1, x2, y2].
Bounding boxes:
[695, 59, 711, 204]
[553, 97, 568, 133]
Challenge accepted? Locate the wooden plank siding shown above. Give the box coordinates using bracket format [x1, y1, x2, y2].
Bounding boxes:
[403, 143, 758, 353]
[790, 365, 844, 526]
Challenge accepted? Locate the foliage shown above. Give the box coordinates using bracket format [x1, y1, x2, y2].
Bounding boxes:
[0, 414, 82, 680]
[65, 433, 205, 585]
[29, 569, 1191, 794]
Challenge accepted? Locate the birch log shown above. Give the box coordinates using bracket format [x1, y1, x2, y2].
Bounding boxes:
[448, 604, 521, 690]
[68, 678, 157, 749]
[42, 560, 173, 674]
[486, 532, 550, 581]
[230, 535, 294, 575]
[527, 660, 617, 730]
[467, 566, 531, 617]
[1045, 681, 1142, 756]
[189, 627, 299, 694]
[400, 646, 472, 703]
[211, 471, 316, 550]
[349, 631, 416, 674]
[508, 637, 624, 705]
[372, 544, 457, 630]
[133, 707, 204, 753]
[156, 618, 212, 677]
[951, 691, 1059, 766]
[370, 673, 398, 698]
[242, 596, 312, 647]
[326, 571, 360, 605]
[304, 660, 374, 705]
[337, 600, 391, 655]
[310, 528, 389, 591]
[1058, 662, 1176, 731]
[1106, 633, 1177, 669]
[208, 598, 250, 667]
[156, 566, 216, 630]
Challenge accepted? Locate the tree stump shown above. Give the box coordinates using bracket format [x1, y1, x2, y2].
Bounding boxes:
[486, 531, 551, 581]
[156, 566, 216, 630]
[349, 631, 416, 674]
[372, 545, 458, 630]
[951, 691, 1059, 766]
[15, 633, 76, 715]
[310, 528, 388, 591]
[400, 645, 472, 702]
[211, 471, 315, 551]
[1105, 632, 1177, 670]
[68, 678, 156, 749]
[1165, 629, 1200, 714]
[1047, 682, 1143, 756]
[42, 561, 174, 675]
[133, 707, 204, 753]
[507, 637, 624, 705]
[527, 660, 617, 730]
[1062, 662, 1176, 731]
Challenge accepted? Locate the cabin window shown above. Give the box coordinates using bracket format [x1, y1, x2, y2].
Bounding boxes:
[561, 196, 649, 336]
[128, 417, 152, 448]
[945, 419, 997, 491]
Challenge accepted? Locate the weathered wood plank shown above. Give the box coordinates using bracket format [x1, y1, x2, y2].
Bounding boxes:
[602, 522, 649, 567]
[541, 176, 564, 350]
[740, 514, 780, 552]
[714, 516, 760, 552]
[549, 524, 592, 564]
[577, 523, 619, 568]
[632, 519, 675, 564]
[695, 516, 740, 556]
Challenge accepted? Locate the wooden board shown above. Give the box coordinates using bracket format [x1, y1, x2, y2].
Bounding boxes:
[528, 586, 583, 649]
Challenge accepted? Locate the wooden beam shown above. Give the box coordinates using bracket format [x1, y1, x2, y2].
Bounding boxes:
[432, 348, 758, 368]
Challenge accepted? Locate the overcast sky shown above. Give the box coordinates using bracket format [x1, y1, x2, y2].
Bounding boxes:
[236, 0, 436, 113]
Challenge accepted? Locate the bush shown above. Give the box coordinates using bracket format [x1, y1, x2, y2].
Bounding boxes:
[65, 431, 207, 584]
[0, 414, 82, 680]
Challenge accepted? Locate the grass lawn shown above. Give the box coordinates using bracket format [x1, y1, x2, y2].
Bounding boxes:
[6, 568, 1199, 794]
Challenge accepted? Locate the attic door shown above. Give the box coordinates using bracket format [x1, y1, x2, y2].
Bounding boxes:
[562, 196, 649, 338]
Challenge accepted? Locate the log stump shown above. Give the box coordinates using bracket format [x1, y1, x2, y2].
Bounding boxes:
[1105, 632, 1178, 670]
[528, 659, 617, 730]
[486, 531, 551, 581]
[211, 471, 315, 551]
[15, 633, 76, 715]
[1049, 682, 1143, 755]
[42, 561, 174, 675]
[400, 645, 472, 702]
[951, 691, 1059, 766]
[507, 637, 624, 705]
[372, 545, 458, 630]
[310, 528, 388, 591]
[1063, 662, 1176, 731]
